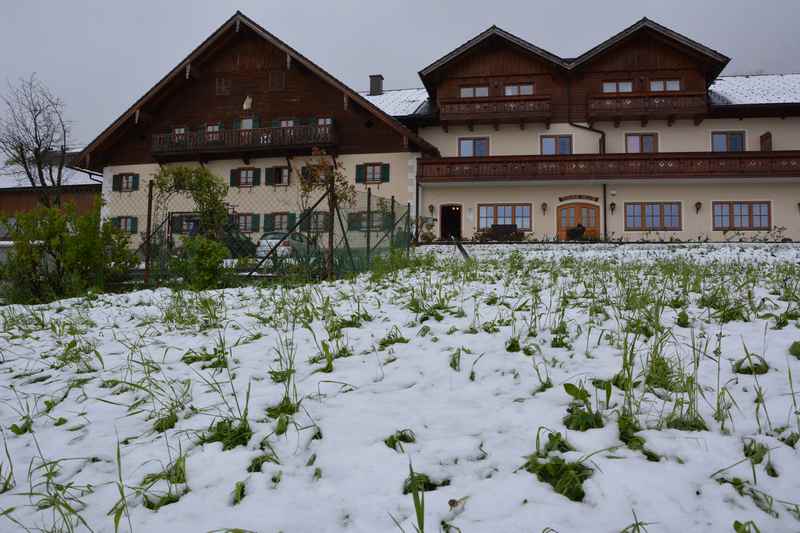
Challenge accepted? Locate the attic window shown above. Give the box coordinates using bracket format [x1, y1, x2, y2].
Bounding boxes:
[216, 77, 231, 96]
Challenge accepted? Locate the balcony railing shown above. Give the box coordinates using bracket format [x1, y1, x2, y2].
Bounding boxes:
[151, 125, 336, 155]
[587, 93, 707, 119]
[439, 96, 552, 123]
[417, 151, 800, 182]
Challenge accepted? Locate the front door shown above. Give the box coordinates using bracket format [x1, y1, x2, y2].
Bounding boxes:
[440, 205, 462, 240]
[557, 203, 600, 240]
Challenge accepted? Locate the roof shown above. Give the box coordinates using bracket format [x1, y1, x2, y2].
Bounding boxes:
[360, 88, 430, 116]
[0, 167, 100, 190]
[77, 11, 438, 170]
[569, 18, 730, 72]
[709, 74, 800, 105]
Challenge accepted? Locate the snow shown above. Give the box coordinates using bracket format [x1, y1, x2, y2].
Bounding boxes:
[1, 243, 800, 532]
[360, 88, 430, 117]
[709, 74, 800, 105]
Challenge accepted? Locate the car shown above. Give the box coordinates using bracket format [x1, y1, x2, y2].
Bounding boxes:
[255, 231, 318, 260]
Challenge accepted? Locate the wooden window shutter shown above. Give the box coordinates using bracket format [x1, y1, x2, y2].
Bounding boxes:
[131, 174, 140, 191]
[263, 214, 275, 232]
[112, 175, 121, 191]
[130, 217, 138, 234]
[270, 119, 281, 128]
[264, 167, 275, 186]
[232, 118, 241, 130]
[111, 217, 121, 229]
[760, 132, 773, 152]
[252, 168, 261, 186]
[251, 214, 260, 232]
[252, 116, 261, 129]
[380, 164, 390, 183]
[287, 212, 297, 229]
[230, 169, 240, 187]
[355, 164, 366, 184]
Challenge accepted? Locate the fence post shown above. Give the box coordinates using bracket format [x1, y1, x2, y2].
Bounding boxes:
[390, 196, 396, 252]
[143, 180, 154, 285]
[326, 173, 335, 280]
[366, 187, 372, 269]
[406, 202, 411, 257]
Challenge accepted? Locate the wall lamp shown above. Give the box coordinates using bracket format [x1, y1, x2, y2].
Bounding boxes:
[541, 202, 548, 215]
[428, 204, 435, 215]
[609, 202, 616, 214]
[695, 201, 703, 214]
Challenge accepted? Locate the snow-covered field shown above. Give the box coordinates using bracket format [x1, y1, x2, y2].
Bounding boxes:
[1, 244, 800, 532]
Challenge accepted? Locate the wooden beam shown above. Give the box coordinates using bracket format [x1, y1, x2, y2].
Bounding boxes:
[442, 124, 448, 133]
[467, 123, 474, 132]
[545, 119, 550, 130]
[667, 116, 675, 127]
[693, 116, 704, 126]
[640, 117, 648, 128]
[613, 118, 620, 128]
[493, 122, 499, 131]
[235, 19, 240, 32]
[134, 109, 140, 125]
[343, 94, 349, 111]
[286, 53, 292, 70]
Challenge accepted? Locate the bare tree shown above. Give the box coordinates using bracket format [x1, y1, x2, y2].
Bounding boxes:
[0, 74, 70, 207]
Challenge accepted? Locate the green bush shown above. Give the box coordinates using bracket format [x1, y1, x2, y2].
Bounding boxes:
[171, 236, 232, 290]
[0, 203, 137, 303]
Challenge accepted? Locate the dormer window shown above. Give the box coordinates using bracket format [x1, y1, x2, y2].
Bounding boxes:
[650, 79, 681, 92]
[602, 81, 633, 94]
[459, 86, 489, 98]
[504, 84, 534, 96]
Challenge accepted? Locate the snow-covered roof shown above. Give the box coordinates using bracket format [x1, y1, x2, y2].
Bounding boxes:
[709, 74, 800, 105]
[0, 167, 100, 189]
[360, 88, 430, 117]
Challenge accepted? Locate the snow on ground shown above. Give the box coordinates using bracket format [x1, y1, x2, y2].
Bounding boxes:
[1, 244, 800, 532]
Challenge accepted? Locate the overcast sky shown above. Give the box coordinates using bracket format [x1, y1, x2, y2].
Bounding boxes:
[2, 0, 798, 146]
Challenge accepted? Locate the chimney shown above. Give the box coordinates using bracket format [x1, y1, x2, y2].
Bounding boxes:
[369, 74, 384, 96]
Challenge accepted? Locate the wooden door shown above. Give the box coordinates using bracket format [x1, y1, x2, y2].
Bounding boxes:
[557, 203, 600, 240]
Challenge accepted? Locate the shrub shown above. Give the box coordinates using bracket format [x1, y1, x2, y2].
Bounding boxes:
[171, 235, 232, 290]
[0, 203, 137, 303]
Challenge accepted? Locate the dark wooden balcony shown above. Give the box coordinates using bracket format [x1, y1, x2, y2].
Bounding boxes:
[417, 151, 800, 183]
[438, 96, 552, 125]
[151, 125, 336, 158]
[587, 93, 708, 123]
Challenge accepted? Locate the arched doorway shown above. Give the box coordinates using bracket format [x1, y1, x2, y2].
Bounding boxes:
[557, 203, 600, 240]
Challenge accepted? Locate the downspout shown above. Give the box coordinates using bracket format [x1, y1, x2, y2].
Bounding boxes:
[415, 180, 420, 243]
[566, 75, 608, 239]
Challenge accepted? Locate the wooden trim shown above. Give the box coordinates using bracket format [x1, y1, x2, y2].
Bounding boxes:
[624, 132, 659, 153]
[477, 203, 532, 231]
[540, 134, 573, 155]
[711, 200, 771, 231]
[623, 201, 682, 231]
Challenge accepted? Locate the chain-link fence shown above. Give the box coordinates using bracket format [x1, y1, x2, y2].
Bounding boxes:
[108, 171, 412, 285]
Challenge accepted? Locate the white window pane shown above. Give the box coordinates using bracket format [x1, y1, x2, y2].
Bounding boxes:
[618, 81, 633, 93]
[505, 85, 518, 96]
[520, 84, 534, 96]
[241, 118, 253, 129]
[541, 137, 556, 155]
[650, 80, 665, 92]
[602, 82, 616, 93]
[627, 136, 641, 153]
[712, 134, 727, 152]
[666, 79, 681, 91]
[475, 86, 489, 97]
[459, 139, 474, 157]
[459, 87, 473, 98]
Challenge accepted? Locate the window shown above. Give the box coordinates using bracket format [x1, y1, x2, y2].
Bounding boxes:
[712, 132, 745, 152]
[215, 77, 231, 96]
[504, 83, 534, 96]
[236, 213, 259, 233]
[112, 173, 139, 192]
[173, 127, 186, 136]
[113, 216, 138, 234]
[624, 202, 681, 231]
[713, 202, 770, 230]
[310, 212, 330, 232]
[273, 212, 289, 231]
[458, 138, 489, 157]
[626, 133, 658, 153]
[205, 123, 221, 142]
[650, 79, 681, 92]
[365, 163, 383, 183]
[240, 118, 254, 130]
[459, 86, 489, 98]
[317, 117, 333, 126]
[541, 135, 572, 155]
[279, 119, 294, 128]
[239, 168, 256, 187]
[602, 80, 633, 93]
[477, 204, 532, 230]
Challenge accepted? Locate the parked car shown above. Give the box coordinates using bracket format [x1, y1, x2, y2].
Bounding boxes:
[256, 231, 318, 259]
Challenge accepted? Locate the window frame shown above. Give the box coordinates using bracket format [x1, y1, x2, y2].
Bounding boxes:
[364, 163, 384, 184]
[602, 80, 634, 94]
[477, 203, 533, 231]
[649, 79, 682, 92]
[712, 131, 746, 153]
[458, 137, 490, 157]
[459, 85, 490, 99]
[503, 83, 535, 97]
[236, 213, 256, 234]
[272, 212, 290, 232]
[540, 135, 573, 156]
[712, 201, 771, 231]
[116, 216, 138, 234]
[237, 167, 257, 188]
[115, 173, 138, 192]
[625, 133, 659, 154]
[624, 202, 682, 231]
